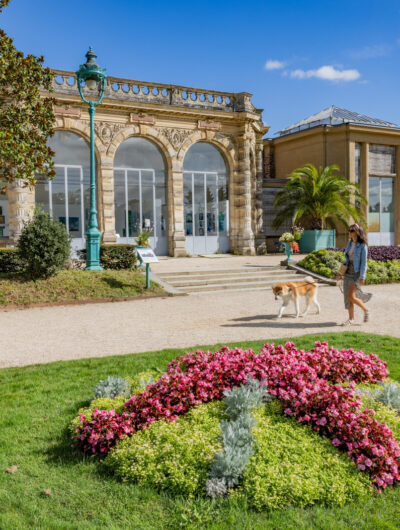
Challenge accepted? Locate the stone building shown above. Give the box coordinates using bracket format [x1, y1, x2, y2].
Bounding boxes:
[263, 106, 400, 247]
[0, 68, 269, 256]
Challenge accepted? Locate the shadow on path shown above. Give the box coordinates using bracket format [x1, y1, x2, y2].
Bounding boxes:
[222, 314, 339, 329]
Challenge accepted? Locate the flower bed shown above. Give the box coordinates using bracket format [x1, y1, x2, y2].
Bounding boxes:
[328, 246, 400, 262]
[72, 341, 400, 495]
[299, 249, 400, 283]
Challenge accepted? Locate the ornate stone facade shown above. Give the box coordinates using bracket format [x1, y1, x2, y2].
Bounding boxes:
[7, 70, 269, 256]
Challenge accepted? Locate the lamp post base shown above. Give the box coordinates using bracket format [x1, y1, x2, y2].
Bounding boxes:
[86, 228, 103, 271]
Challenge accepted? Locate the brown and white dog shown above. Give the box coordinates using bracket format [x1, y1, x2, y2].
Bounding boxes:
[272, 276, 321, 318]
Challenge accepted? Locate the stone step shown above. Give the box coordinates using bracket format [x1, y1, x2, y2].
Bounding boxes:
[157, 266, 286, 278]
[176, 276, 313, 293]
[183, 283, 330, 295]
[169, 274, 309, 288]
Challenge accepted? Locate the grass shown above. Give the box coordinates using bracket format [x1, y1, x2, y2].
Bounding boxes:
[1, 332, 400, 529]
[0, 269, 166, 306]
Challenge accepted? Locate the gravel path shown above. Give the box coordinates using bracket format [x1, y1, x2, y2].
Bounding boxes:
[0, 256, 398, 368]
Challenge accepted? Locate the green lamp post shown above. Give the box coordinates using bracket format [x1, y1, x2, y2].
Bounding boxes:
[76, 47, 106, 270]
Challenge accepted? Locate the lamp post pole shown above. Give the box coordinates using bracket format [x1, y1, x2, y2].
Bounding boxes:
[76, 48, 106, 270]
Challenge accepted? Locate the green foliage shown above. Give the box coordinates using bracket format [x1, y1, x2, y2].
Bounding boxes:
[0, 2, 55, 189]
[127, 369, 160, 394]
[93, 376, 131, 400]
[135, 232, 151, 247]
[17, 209, 70, 278]
[79, 244, 138, 270]
[298, 249, 344, 278]
[241, 400, 371, 510]
[273, 164, 366, 230]
[366, 259, 400, 285]
[105, 401, 224, 497]
[0, 247, 25, 273]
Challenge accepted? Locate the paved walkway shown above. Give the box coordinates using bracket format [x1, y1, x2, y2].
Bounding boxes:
[0, 255, 398, 368]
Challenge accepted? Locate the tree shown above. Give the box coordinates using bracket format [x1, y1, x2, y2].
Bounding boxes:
[272, 164, 366, 230]
[0, 0, 55, 192]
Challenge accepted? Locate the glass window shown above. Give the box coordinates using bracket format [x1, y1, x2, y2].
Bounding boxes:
[183, 142, 226, 173]
[354, 143, 361, 185]
[368, 177, 380, 233]
[183, 142, 229, 239]
[113, 138, 167, 241]
[35, 131, 91, 239]
[0, 182, 9, 238]
[369, 145, 395, 174]
[368, 176, 394, 233]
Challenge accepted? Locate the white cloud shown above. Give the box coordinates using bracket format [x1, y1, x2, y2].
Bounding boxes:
[290, 65, 361, 82]
[265, 60, 286, 70]
[349, 44, 391, 59]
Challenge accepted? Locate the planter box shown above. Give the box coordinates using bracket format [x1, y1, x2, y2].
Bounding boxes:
[299, 230, 336, 253]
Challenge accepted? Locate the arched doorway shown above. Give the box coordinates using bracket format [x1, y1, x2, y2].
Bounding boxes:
[35, 131, 92, 253]
[113, 137, 168, 255]
[183, 142, 229, 254]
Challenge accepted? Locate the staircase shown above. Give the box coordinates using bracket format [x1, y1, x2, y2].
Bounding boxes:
[156, 266, 316, 295]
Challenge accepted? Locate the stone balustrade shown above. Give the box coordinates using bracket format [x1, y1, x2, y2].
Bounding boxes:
[51, 70, 256, 113]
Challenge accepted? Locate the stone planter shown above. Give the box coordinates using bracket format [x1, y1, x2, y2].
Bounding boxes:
[299, 230, 336, 253]
[283, 242, 294, 262]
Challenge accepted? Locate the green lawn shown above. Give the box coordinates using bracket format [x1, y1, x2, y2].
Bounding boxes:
[0, 269, 166, 306]
[1, 332, 400, 529]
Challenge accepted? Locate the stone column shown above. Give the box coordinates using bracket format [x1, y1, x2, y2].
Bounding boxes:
[168, 157, 186, 256]
[99, 156, 117, 244]
[254, 139, 266, 254]
[8, 180, 35, 244]
[361, 142, 369, 226]
[395, 146, 400, 245]
[231, 131, 255, 255]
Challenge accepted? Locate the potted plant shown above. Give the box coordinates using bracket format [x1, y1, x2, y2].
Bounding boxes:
[273, 164, 366, 252]
[134, 231, 151, 248]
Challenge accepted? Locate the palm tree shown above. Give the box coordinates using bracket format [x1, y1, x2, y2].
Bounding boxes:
[272, 164, 366, 230]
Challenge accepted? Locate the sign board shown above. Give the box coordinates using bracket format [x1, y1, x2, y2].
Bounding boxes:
[136, 247, 158, 263]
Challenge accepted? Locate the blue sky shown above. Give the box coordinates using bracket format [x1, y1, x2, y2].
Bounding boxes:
[2, 0, 400, 135]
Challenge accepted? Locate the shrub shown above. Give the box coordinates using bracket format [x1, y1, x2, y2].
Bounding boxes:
[79, 244, 137, 270]
[93, 376, 131, 400]
[106, 398, 371, 508]
[105, 401, 224, 496]
[17, 210, 70, 278]
[0, 247, 25, 273]
[241, 400, 370, 510]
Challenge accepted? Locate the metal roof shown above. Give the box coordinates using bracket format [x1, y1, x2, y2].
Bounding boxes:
[276, 105, 399, 136]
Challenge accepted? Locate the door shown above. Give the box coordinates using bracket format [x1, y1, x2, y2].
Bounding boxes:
[184, 171, 229, 254]
[114, 167, 168, 255]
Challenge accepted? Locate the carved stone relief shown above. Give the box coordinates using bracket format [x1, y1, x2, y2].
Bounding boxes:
[93, 121, 126, 145]
[157, 127, 193, 150]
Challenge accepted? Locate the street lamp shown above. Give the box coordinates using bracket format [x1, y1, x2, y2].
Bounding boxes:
[76, 47, 106, 270]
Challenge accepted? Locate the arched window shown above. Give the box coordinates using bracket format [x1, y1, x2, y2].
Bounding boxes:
[183, 142, 229, 254]
[114, 137, 167, 254]
[35, 131, 91, 247]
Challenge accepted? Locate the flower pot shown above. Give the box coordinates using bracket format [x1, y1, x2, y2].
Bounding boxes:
[299, 230, 336, 253]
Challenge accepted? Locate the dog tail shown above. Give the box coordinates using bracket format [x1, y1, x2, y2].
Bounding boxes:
[304, 275, 317, 284]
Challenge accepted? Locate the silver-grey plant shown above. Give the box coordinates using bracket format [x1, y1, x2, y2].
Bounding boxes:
[206, 377, 274, 497]
[358, 381, 400, 412]
[93, 376, 131, 400]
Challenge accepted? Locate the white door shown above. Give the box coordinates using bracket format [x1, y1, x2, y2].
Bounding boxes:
[368, 176, 395, 245]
